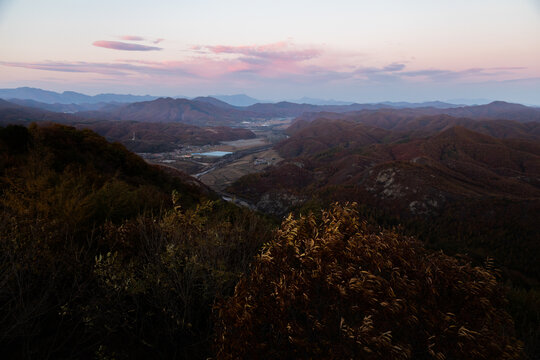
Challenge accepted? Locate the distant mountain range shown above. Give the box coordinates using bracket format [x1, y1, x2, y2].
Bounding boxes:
[287, 98, 460, 108]
[287, 97, 354, 106]
[0, 87, 158, 104]
[377, 101, 459, 108]
[2, 87, 532, 109]
[88, 98, 540, 126]
[446, 98, 493, 106]
[0, 98, 256, 153]
[78, 97, 255, 126]
[0, 98, 83, 124]
[6, 98, 123, 113]
[2, 91, 540, 127]
[295, 101, 540, 124]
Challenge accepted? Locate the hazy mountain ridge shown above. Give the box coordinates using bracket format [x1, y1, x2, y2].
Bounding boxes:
[212, 94, 262, 106]
[3, 88, 539, 127]
[0, 100, 256, 153]
[0, 87, 158, 104]
[87, 98, 540, 126]
[191, 96, 238, 109]
[85, 97, 258, 125]
[287, 114, 540, 146]
[294, 101, 540, 125]
[377, 100, 459, 108]
[7, 98, 123, 113]
[0, 98, 84, 124]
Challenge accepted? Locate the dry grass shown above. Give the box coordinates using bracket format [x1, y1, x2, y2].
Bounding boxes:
[201, 149, 282, 191]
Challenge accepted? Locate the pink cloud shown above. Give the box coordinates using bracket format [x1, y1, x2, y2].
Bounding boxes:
[153, 38, 164, 44]
[2, 38, 528, 89]
[400, 66, 528, 81]
[93, 40, 162, 51]
[121, 58, 258, 78]
[2, 58, 524, 85]
[197, 41, 322, 62]
[185, 41, 333, 79]
[119, 35, 145, 41]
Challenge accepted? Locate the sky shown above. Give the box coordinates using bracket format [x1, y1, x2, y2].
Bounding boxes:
[0, 0, 539, 104]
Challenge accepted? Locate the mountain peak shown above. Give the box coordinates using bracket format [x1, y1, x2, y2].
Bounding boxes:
[212, 94, 261, 107]
[192, 96, 236, 109]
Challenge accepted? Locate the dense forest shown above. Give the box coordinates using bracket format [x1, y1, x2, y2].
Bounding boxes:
[0, 124, 537, 358]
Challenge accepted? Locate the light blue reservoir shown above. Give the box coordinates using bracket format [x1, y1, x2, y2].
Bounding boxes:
[192, 151, 233, 157]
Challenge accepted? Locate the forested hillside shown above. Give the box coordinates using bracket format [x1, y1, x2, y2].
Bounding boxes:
[229, 117, 540, 357]
[0, 124, 274, 358]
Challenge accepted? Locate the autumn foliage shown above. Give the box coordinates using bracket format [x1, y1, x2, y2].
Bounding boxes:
[0, 124, 273, 359]
[215, 204, 522, 359]
[0, 124, 530, 358]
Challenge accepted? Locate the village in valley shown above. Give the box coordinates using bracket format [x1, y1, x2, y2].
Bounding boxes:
[138, 125, 287, 192]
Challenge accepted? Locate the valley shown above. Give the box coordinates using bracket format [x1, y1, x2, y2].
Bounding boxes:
[138, 124, 289, 196]
[199, 148, 282, 191]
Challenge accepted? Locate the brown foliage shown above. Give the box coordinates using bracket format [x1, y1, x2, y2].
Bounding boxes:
[230, 123, 540, 281]
[0, 124, 273, 358]
[83, 197, 273, 358]
[215, 203, 522, 359]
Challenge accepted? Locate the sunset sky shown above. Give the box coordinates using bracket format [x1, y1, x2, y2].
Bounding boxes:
[1, 0, 539, 103]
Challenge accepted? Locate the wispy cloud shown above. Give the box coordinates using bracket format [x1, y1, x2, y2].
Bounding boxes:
[194, 41, 322, 62]
[118, 35, 164, 44]
[119, 35, 145, 41]
[382, 63, 406, 72]
[187, 41, 334, 79]
[401, 66, 527, 81]
[93, 40, 162, 51]
[1, 40, 528, 89]
[0, 60, 188, 77]
[1, 57, 525, 86]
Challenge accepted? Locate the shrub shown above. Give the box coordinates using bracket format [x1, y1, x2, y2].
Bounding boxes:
[74, 196, 273, 359]
[215, 203, 522, 359]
